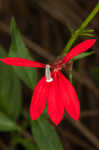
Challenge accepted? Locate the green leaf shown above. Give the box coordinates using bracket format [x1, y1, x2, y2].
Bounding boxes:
[72, 51, 94, 61]
[79, 29, 95, 37]
[83, 29, 95, 33]
[0, 112, 17, 131]
[42, 106, 49, 118]
[11, 137, 37, 150]
[80, 33, 94, 37]
[9, 18, 37, 89]
[31, 117, 63, 150]
[91, 67, 99, 84]
[0, 46, 22, 120]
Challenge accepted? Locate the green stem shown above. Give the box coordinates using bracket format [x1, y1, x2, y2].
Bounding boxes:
[80, 3, 99, 30]
[69, 65, 73, 82]
[16, 124, 23, 133]
[61, 3, 99, 81]
[15, 124, 33, 141]
[62, 3, 99, 56]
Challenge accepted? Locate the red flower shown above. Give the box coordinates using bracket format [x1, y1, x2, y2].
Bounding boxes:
[0, 39, 96, 125]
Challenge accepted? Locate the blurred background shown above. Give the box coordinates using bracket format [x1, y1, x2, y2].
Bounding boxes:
[0, 0, 99, 150]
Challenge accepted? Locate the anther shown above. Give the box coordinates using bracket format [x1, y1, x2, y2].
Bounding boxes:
[45, 65, 53, 82]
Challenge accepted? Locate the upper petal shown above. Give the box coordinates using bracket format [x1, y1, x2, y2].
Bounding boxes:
[47, 72, 64, 125]
[30, 76, 48, 120]
[61, 39, 96, 65]
[0, 57, 45, 68]
[58, 72, 80, 120]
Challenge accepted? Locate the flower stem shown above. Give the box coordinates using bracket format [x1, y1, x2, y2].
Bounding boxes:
[79, 3, 99, 30]
[62, 2, 99, 56]
[61, 3, 99, 81]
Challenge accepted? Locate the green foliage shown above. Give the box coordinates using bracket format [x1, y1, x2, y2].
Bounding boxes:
[8, 19, 63, 150]
[9, 19, 38, 89]
[0, 112, 17, 131]
[0, 47, 22, 120]
[91, 67, 99, 84]
[72, 51, 94, 61]
[31, 117, 63, 150]
[11, 137, 37, 150]
[79, 29, 95, 37]
[0, 2, 98, 148]
[62, 3, 99, 55]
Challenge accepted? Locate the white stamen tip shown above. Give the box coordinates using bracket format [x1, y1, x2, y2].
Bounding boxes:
[46, 78, 53, 82]
[45, 65, 53, 82]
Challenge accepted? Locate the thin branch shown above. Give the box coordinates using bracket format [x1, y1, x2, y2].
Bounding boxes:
[72, 70, 99, 98]
[17, 122, 96, 150]
[0, 140, 8, 150]
[62, 3, 99, 54]
[66, 116, 99, 149]
[0, 21, 54, 62]
[58, 128, 96, 150]
[0, 21, 99, 99]
[0, 21, 99, 149]
[80, 110, 99, 118]
[22, 111, 96, 150]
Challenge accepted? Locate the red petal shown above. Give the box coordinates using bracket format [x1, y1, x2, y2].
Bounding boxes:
[47, 73, 64, 125]
[58, 72, 80, 120]
[0, 57, 45, 68]
[62, 39, 96, 64]
[30, 77, 48, 120]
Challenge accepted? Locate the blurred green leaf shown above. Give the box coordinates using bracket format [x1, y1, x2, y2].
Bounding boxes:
[9, 18, 37, 89]
[0, 112, 17, 131]
[31, 117, 63, 150]
[91, 67, 99, 84]
[72, 51, 94, 61]
[42, 106, 49, 118]
[79, 29, 95, 37]
[11, 137, 37, 150]
[80, 33, 94, 37]
[83, 29, 95, 33]
[0, 47, 22, 120]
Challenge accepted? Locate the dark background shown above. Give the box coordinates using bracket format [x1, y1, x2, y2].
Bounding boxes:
[0, 0, 99, 150]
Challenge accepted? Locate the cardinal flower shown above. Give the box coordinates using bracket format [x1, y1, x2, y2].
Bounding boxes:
[0, 39, 96, 125]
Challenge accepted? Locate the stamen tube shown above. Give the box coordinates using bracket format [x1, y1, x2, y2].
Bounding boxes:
[45, 65, 53, 82]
